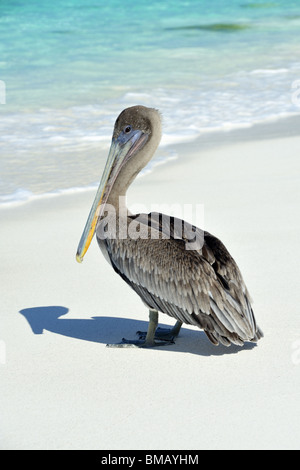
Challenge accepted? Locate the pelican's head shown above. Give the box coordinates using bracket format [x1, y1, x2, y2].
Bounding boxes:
[76, 105, 161, 263]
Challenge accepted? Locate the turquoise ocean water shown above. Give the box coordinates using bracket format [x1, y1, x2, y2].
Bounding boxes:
[0, 0, 300, 205]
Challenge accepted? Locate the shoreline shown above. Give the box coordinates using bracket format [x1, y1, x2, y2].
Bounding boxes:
[1, 112, 300, 211]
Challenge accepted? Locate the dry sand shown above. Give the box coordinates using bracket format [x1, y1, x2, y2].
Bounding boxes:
[1, 119, 300, 449]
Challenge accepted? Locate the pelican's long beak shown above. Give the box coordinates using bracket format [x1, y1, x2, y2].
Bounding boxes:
[76, 129, 148, 263]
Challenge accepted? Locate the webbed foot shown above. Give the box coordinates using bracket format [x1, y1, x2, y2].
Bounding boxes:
[106, 313, 182, 348]
[106, 337, 174, 348]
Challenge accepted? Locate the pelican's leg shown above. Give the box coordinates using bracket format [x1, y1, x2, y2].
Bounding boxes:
[137, 319, 182, 342]
[143, 309, 159, 346]
[106, 310, 176, 348]
[154, 320, 183, 340]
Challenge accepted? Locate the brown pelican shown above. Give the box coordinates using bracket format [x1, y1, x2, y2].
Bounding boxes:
[76, 105, 263, 348]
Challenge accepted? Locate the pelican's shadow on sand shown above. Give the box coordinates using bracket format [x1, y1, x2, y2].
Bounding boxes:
[19, 306, 256, 356]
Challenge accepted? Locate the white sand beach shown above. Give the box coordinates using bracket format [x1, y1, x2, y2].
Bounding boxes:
[1, 118, 300, 450]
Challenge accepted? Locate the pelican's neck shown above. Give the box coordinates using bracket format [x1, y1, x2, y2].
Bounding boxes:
[106, 186, 128, 214]
[105, 109, 161, 218]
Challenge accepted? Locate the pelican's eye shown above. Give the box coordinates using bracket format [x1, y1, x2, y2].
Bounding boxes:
[124, 125, 132, 134]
